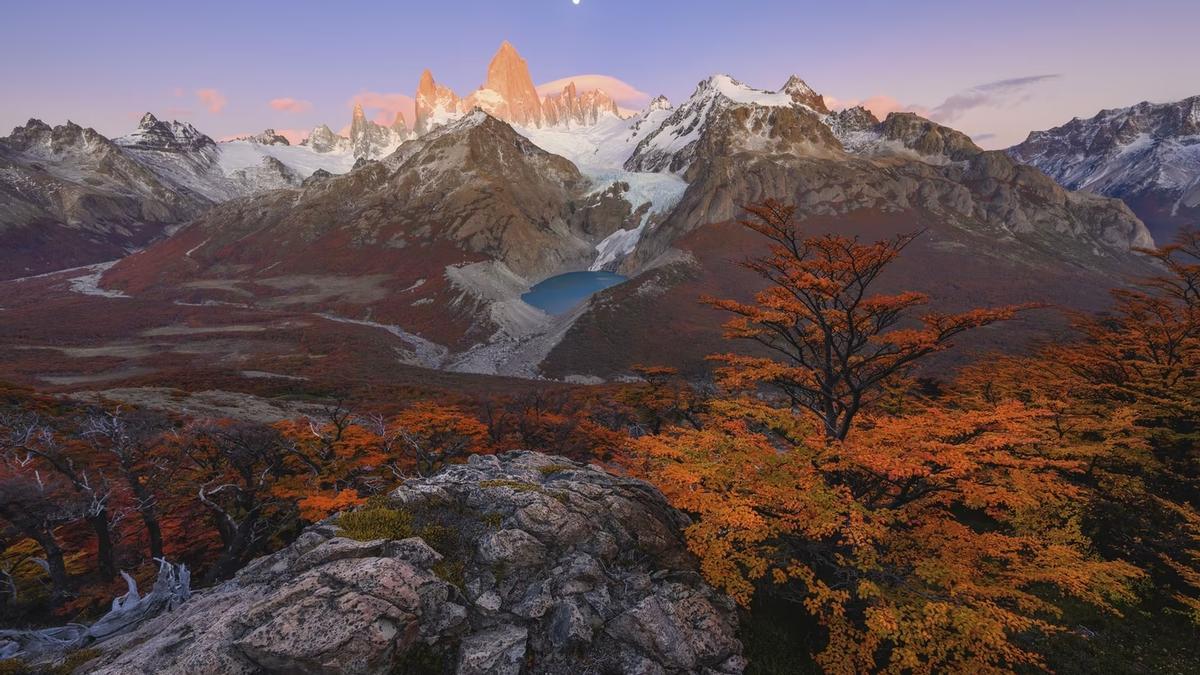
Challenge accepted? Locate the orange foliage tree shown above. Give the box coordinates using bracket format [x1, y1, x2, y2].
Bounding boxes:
[957, 229, 1200, 622]
[636, 202, 1144, 672]
[704, 200, 1027, 440]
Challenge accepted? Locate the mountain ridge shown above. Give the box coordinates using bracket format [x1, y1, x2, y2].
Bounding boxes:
[1008, 95, 1200, 242]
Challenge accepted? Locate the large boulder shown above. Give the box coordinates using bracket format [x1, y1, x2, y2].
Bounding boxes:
[84, 451, 744, 674]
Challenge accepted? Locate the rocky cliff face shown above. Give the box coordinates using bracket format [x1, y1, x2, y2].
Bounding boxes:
[466, 41, 545, 128]
[82, 451, 744, 675]
[623, 74, 1153, 269]
[231, 129, 291, 146]
[1008, 95, 1200, 243]
[303, 123, 352, 153]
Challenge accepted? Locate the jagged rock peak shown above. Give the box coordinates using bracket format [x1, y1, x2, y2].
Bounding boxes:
[414, 68, 464, 135]
[116, 113, 214, 152]
[781, 74, 829, 112]
[302, 123, 350, 154]
[876, 112, 983, 161]
[0, 117, 104, 153]
[647, 95, 672, 112]
[390, 111, 408, 132]
[470, 40, 544, 127]
[542, 79, 621, 127]
[230, 129, 291, 146]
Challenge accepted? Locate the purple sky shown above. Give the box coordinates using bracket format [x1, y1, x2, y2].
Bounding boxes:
[2, 0, 1197, 148]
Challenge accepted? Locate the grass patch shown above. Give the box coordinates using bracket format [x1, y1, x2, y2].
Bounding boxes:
[0, 648, 104, 675]
[431, 560, 466, 589]
[479, 479, 543, 493]
[338, 504, 415, 541]
[537, 464, 574, 476]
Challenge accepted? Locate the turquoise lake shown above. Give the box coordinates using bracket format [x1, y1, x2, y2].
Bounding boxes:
[521, 271, 628, 314]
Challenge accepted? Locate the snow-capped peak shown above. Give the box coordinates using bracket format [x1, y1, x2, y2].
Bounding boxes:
[117, 113, 214, 152]
[695, 74, 797, 108]
[623, 74, 827, 174]
[646, 95, 672, 112]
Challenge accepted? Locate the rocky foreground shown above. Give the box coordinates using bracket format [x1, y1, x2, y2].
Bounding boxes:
[81, 451, 743, 674]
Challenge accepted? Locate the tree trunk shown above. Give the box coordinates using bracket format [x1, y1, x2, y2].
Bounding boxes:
[36, 531, 71, 602]
[128, 479, 165, 560]
[202, 512, 259, 585]
[140, 506, 164, 559]
[88, 513, 117, 580]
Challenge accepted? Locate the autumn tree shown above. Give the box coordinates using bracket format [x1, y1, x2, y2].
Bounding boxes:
[635, 201, 1143, 672]
[959, 229, 1200, 622]
[705, 200, 1026, 439]
[639, 397, 1144, 672]
[615, 365, 708, 436]
[80, 408, 175, 562]
[382, 402, 489, 476]
[181, 421, 295, 583]
[0, 409, 120, 580]
[0, 471, 81, 603]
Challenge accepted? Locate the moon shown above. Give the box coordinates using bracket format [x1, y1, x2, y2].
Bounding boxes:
[572, 0, 581, 4]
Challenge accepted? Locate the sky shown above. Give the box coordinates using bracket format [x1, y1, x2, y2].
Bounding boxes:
[1, 0, 1197, 149]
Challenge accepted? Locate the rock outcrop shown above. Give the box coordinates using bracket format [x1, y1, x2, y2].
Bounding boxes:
[83, 451, 744, 674]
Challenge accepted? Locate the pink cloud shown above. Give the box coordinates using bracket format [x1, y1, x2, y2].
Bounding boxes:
[269, 97, 312, 114]
[349, 91, 415, 129]
[536, 74, 649, 106]
[824, 94, 930, 120]
[195, 88, 227, 114]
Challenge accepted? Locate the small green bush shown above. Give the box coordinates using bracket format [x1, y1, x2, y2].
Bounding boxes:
[431, 560, 465, 589]
[338, 505, 414, 541]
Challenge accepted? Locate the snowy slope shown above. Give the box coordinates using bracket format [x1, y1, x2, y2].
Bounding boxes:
[625, 75, 817, 174]
[517, 102, 687, 269]
[216, 141, 356, 182]
[113, 115, 356, 202]
[1009, 96, 1200, 240]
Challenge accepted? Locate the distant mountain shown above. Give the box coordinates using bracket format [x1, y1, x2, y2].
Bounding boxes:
[414, 41, 622, 135]
[90, 75, 1155, 380]
[0, 114, 356, 278]
[1008, 96, 1200, 242]
[544, 75, 1158, 378]
[100, 111, 647, 372]
[0, 48, 1165, 383]
[0, 118, 205, 278]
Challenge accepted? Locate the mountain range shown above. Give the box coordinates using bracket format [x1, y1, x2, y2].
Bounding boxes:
[1009, 96, 1200, 243]
[0, 40, 1194, 389]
